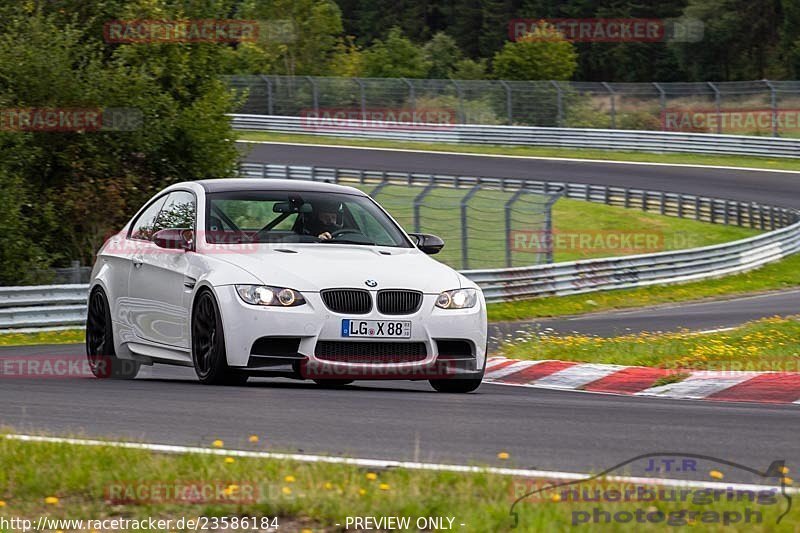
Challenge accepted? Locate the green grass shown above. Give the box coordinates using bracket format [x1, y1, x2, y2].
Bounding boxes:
[487, 253, 800, 322]
[0, 329, 84, 346]
[0, 435, 795, 532]
[238, 130, 800, 172]
[346, 183, 757, 269]
[500, 315, 800, 372]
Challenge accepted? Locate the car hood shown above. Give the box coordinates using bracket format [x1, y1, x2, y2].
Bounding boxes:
[208, 244, 464, 293]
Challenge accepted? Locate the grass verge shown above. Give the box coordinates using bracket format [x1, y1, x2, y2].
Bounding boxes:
[487, 253, 800, 322]
[499, 315, 800, 372]
[238, 130, 800, 172]
[0, 329, 84, 347]
[0, 436, 794, 532]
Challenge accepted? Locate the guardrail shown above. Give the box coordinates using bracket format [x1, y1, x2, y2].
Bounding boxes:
[4, 163, 799, 329]
[239, 163, 798, 230]
[0, 284, 88, 330]
[232, 114, 800, 158]
[467, 221, 800, 302]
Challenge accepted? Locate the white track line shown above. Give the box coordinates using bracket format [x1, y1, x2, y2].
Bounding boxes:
[237, 140, 800, 174]
[695, 327, 737, 335]
[531, 363, 626, 389]
[637, 371, 760, 400]
[6, 434, 795, 493]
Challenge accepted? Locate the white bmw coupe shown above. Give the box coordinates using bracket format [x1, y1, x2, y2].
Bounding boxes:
[87, 179, 488, 392]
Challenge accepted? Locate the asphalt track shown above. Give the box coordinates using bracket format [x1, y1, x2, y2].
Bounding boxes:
[239, 141, 800, 207]
[1, 344, 798, 484]
[488, 289, 800, 346]
[2, 142, 799, 484]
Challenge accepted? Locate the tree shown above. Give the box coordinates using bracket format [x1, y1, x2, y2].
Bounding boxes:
[453, 58, 488, 79]
[492, 23, 578, 80]
[423, 32, 463, 78]
[672, 0, 783, 80]
[328, 36, 365, 77]
[0, 6, 241, 267]
[236, 0, 345, 76]
[362, 27, 431, 78]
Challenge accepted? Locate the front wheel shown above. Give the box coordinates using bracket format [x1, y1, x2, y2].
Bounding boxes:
[86, 288, 140, 379]
[429, 376, 483, 393]
[191, 290, 248, 386]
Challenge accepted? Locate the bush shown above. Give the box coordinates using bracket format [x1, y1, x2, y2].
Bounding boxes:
[617, 110, 663, 131]
[414, 95, 503, 125]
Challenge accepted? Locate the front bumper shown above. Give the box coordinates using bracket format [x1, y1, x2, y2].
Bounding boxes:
[215, 285, 487, 380]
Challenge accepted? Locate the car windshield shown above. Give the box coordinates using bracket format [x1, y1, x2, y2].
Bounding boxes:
[205, 190, 412, 247]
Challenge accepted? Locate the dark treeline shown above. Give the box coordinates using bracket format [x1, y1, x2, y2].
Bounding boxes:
[335, 0, 800, 81]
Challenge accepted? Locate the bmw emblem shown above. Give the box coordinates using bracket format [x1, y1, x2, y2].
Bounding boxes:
[365, 279, 378, 288]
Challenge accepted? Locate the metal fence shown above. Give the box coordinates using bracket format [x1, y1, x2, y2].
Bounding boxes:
[228, 76, 800, 137]
[238, 163, 798, 231]
[240, 163, 561, 269]
[233, 114, 800, 158]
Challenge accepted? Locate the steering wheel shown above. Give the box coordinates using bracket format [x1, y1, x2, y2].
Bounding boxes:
[330, 229, 366, 239]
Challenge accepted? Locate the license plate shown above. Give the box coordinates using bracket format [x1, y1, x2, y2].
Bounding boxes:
[341, 319, 411, 338]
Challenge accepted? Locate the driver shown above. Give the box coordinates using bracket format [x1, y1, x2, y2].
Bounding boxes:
[304, 200, 343, 240]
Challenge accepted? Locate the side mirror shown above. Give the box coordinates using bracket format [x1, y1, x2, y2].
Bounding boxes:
[409, 233, 444, 255]
[152, 228, 194, 251]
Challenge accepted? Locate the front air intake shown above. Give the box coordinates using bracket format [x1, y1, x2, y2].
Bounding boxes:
[315, 341, 427, 364]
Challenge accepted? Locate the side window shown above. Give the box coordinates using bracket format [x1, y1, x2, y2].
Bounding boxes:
[154, 191, 196, 233]
[129, 195, 168, 241]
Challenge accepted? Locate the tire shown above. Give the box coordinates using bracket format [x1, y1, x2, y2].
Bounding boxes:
[191, 289, 249, 386]
[86, 288, 140, 379]
[313, 379, 354, 388]
[429, 376, 483, 393]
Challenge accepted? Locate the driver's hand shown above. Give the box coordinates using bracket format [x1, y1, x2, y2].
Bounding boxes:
[318, 231, 332, 240]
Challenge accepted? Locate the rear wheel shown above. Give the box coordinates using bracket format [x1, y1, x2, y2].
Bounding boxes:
[191, 290, 248, 386]
[86, 288, 140, 379]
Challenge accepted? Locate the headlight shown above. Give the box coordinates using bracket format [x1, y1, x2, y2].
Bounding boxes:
[235, 285, 306, 307]
[435, 288, 478, 309]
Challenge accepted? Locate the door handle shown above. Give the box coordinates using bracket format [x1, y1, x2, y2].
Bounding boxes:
[132, 254, 144, 268]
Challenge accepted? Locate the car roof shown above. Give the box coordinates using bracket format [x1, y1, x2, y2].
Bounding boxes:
[193, 178, 365, 195]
